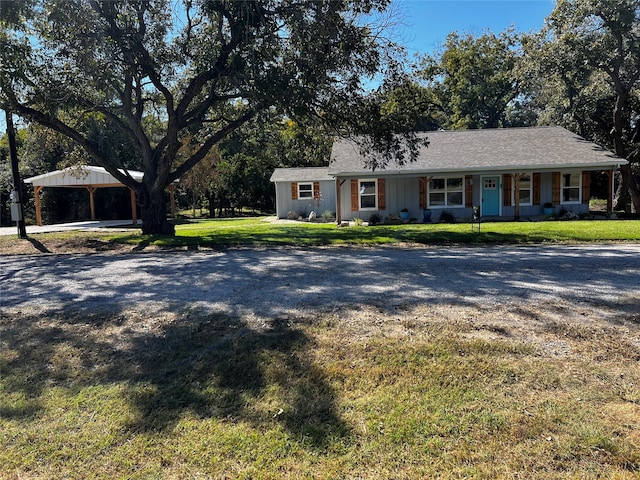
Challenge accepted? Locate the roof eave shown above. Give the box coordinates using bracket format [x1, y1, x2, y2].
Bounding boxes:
[329, 160, 627, 178]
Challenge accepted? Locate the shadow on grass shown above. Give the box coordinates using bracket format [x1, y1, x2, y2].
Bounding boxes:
[114, 222, 630, 250]
[26, 237, 52, 253]
[114, 228, 529, 250]
[0, 310, 349, 450]
[186, 229, 564, 248]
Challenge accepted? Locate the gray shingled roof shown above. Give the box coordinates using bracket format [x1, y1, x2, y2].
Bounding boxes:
[270, 166, 332, 183]
[328, 126, 626, 176]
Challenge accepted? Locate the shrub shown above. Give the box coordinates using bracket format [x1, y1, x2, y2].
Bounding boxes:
[439, 210, 456, 223]
[560, 210, 578, 220]
[369, 213, 382, 225]
[321, 210, 335, 221]
[384, 213, 402, 225]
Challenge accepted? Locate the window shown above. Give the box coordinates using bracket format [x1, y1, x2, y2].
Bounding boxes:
[428, 177, 464, 208]
[298, 183, 313, 199]
[359, 180, 377, 210]
[561, 172, 580, 204]
[484, 178, 497, 190]
[514, 173, 532, 205]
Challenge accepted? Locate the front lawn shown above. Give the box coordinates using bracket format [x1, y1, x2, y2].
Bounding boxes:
[119, 218, 640, 249]
[2, 218, 639, 477]
[1, 218, 639, 255]
[1, 306, 638, 479]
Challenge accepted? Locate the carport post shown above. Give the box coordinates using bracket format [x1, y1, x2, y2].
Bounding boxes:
[130, 188, 137, 224]
[33, 186, 44, 226]
[86, 186, 97, 220]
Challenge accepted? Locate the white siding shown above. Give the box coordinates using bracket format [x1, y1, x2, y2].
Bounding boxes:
[274, 180, 337, 219]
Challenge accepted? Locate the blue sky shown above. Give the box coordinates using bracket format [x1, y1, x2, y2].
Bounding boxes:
[0, 1, 556, 134]
[394, 0, 556, 56]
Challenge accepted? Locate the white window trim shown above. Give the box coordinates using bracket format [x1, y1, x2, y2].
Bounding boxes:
[427, 176, 465, 209]
[358, 179, 378, 211]
[297, 182, 313, 199]
[560, 171, 582, 205]
[513, 173, 533, 207]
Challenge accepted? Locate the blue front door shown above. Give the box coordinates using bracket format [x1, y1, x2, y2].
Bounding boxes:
[481, 176, 500, 216]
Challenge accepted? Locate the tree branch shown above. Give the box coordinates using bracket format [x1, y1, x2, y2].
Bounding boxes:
[169, 109, 256, 183]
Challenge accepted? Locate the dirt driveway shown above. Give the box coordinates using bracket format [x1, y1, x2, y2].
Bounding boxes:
[2, 244, 639, 357]
[1, 243, 637, 312]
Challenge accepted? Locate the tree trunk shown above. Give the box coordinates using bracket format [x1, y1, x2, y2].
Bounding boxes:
[207, 191, 215, 218]
[218, 193, 225, 218]
[139, 183, 175, 235]
[609, 87, 640, 212]
[614, 163, 640, 212]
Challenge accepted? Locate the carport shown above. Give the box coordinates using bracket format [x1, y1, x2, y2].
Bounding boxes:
[24, 166, 176, 226]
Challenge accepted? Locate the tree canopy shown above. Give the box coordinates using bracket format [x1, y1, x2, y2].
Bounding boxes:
[521, 0, 640, 210]
[0, 0, 421, 234]
[420, 30, 528, 130]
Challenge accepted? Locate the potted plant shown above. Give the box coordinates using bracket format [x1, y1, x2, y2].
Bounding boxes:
[399, 208, 410, 220]
[543, 202, 554, 215]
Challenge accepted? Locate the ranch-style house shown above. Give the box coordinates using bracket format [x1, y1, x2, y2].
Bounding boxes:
[270, 126, 627, 222]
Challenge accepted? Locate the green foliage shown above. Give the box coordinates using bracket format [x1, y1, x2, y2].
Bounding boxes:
[1, 0, 422, 235]
[420, 30, 531, 130]
[379, 81, 443, 132]
[175, 112, 333, 218]
[0, 119, 141, 225]
[214, 114, 332, 215]
[520, 0, 640, 210]
[368, 213, 382, 225]
[437, 210, 456, 224]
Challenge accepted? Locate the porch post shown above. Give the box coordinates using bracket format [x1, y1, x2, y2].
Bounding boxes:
[606, 170, 613, 214]
[513, 174, 521, 220]
[336, 178, 342, 223]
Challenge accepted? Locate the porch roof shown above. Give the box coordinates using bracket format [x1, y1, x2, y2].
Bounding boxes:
[270, 167, 332, 183]
[328, 126, 627, 177]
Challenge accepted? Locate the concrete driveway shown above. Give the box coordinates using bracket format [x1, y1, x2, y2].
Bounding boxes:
[1, 244, 639, 320]
[0, 220, 140, 236]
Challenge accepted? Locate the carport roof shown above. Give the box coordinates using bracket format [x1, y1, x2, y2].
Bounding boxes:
[24, 166, 143, 187]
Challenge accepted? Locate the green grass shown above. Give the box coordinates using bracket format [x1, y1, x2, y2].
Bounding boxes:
[108, 218, 640, 249]
[1, 309, 639, 479]
[2, 217, 639, 254]
[2, 217, 638, 477]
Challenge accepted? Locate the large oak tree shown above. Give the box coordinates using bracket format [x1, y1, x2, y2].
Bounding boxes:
[0, 0, 419, 234]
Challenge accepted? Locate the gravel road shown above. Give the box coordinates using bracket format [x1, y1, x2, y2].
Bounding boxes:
[2, 244, 639, 320]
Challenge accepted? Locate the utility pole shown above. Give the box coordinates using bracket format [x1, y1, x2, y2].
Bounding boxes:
[6, 109, 27, 238]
